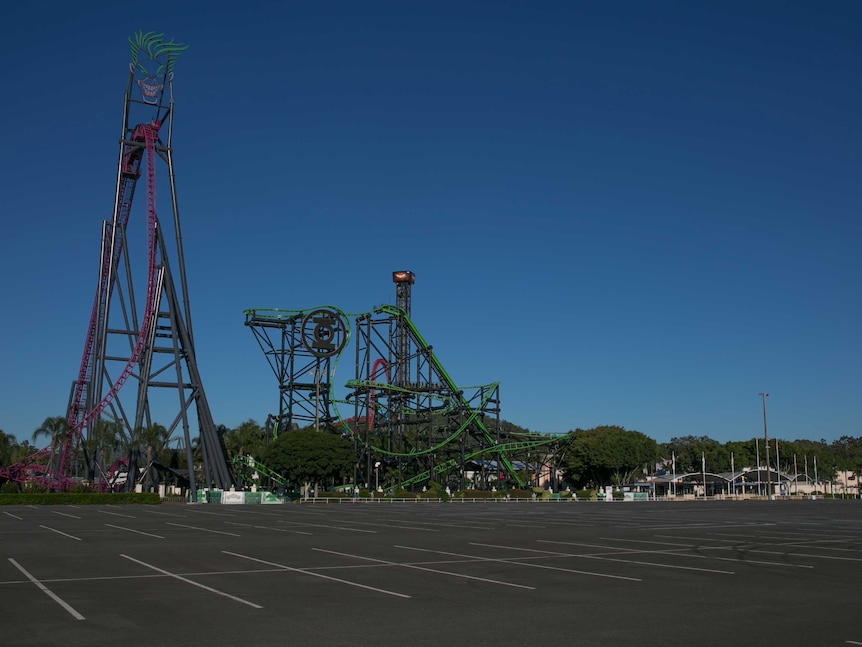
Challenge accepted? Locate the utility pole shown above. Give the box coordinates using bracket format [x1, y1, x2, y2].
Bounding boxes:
[759, 392, 771, 499]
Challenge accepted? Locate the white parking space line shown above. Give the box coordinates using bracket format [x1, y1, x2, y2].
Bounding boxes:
[596, 538, 813, 569]
[750, 531, 857, 539]
[766, 536, 862, 549]
[656, 534, 739, 543]
[105, 524, 165, 539]
[52, 511, 82, 519]
[602, 538, 691, 548]
[277, 520, 377, 533]
[0, 567, 302, 587]
[3, 511, 23, 520]
[165, 522, 241, 536]
[137, 509, 188, 517]
[97, 510, 136, 519]
[396, 545, 641, 582]
[121, 554, 262, 608]
[700, 545, 862, 563]
[328, 519, 439, 532]
[222, 550, 411, 599]
[707, 532, 773, 538]
[846, 640, 862, 645]
[256, 526, 312, 535]
[470, 516, 593, 528]
[186, 510, 236, 517]
[8, 558, 85, 620]
[224, 522, 312, 536]
[643, 522, 774, 531]
[226, 509, 282, 517]
[497, 541, 735, 575]
[313, 548, 536, 590]
[384, 521, 495, 530]
[39, 525, 82, 541]
[782, 543, 861, 553]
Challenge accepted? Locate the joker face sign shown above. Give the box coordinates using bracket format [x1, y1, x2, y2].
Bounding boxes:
[128, 30, 188, 104]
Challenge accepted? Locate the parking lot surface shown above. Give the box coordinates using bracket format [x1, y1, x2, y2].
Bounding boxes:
[2, 500, 861, 646]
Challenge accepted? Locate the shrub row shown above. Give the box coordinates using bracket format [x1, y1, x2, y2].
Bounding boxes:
[0, 492, 160, 505]
[453, 489, 497, 499]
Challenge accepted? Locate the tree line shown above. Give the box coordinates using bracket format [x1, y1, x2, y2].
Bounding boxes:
[2, 419, 861, 492]
[562, 426, 862, 489]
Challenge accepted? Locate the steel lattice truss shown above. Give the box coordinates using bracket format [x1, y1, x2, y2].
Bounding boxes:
[348, 305, 512, 489]
[244, 308, 345, 434]
[0, 32, 232, 495]
[245, 295, 570, 491]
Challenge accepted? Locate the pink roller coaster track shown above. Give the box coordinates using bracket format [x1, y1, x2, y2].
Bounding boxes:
[366, 358, 390, 433]
[341, 359, 389, 435]
[1, 122, 162, 487]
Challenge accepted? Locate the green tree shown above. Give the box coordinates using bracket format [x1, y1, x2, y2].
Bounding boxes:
[222, 419, 268, 462]
[562, 425, 659, 488]
[134, 423, 171, 462]
[82, 419, 124, 483]
[31, 416, 70, 471]
[10, 439, 33, 465]
[664, 435, 724, 472]
[723, 440, 756, 472]
[265, 429, 356, 493]
[831, 436, 862, 471]
[0, 429, 15, 466]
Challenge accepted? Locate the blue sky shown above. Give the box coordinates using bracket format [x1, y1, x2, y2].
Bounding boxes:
[1, 1, 859, 446]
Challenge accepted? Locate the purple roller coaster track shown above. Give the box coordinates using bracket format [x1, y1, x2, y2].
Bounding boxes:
[0, 32, 232, 498]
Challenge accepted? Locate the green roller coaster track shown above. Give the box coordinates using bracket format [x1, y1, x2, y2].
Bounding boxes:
[231, 454, 290, 490]
[244, 304, 574, 491]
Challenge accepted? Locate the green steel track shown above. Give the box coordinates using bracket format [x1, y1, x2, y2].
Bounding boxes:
[245, 304, 572, 490]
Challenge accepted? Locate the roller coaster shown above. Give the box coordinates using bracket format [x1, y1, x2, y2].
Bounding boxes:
[245, 272, 572, 492]
[0, 32, 230, 498]
[1, 32, 570, 496]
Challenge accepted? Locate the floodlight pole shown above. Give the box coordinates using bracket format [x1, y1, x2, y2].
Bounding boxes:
[314, 367, 321, 433]
[759, 392, 772, 500]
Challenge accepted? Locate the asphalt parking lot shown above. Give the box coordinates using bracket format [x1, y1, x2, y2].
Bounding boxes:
[2, 499, 861, 647]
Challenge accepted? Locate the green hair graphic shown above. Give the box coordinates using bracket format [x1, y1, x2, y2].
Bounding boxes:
[129, 30, 189, 76]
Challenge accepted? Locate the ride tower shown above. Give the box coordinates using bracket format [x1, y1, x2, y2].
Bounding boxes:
[54, 31, 231, 494]
[348, 271, 512, 490]
[244, 307, 350, 434]
[243, 272, 570, 493]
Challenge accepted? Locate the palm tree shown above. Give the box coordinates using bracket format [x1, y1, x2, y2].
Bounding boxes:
[136, 423, 172, 470]
[0, 429, 14, 467]
[31, 416, 70, 473]
[82, 419, 124, 484]
[126, 423, 176, 492]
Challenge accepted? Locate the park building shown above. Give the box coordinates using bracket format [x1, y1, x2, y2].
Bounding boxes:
[647, 468, 830, 499]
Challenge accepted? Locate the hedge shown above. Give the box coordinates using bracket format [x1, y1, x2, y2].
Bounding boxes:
[0, 492, 161, 505]
[453, 489, 500, 499]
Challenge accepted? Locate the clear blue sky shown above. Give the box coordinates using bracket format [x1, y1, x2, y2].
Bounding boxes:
[2, 1, 859, 446]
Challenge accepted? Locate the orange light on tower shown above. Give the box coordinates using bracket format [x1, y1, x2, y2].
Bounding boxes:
[392, 270, 415, 284]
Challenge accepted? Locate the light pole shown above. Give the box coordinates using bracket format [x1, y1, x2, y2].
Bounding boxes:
[755, 437, 762, 497]
[374, 461, 381, 492]
[312, 366, 323, 432]
[759, 392, 771, 499]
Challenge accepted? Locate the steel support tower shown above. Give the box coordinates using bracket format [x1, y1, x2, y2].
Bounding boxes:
[0, 32, 232, 495]
[349, 271, 510, 490]
[243, 274, 569, 493]
[244, 307, 348, 434]
[246, 272, 536, 492]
